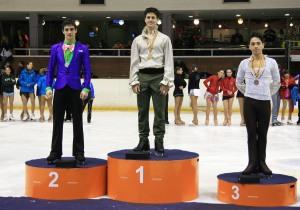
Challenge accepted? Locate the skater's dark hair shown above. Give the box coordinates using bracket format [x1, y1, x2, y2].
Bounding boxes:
[249, 33, 264, 43]
[144, 7, 160, 19]
[62, 18, 77, 31]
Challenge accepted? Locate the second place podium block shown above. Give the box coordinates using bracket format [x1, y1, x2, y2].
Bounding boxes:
[107, 149, 199, 204]
[25, 158, 107, 200]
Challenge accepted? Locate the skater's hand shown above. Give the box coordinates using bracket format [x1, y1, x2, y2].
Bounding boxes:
[46, 89, 53, 99]
[160, 84, 169, 96]
[179, 86, 183, 90]
[80, 90, 88, 100]
[132, 84, 140, 94]
[80, 88, 90, 100]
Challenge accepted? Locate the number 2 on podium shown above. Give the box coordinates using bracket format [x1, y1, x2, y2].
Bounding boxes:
[136, 166, 144, 184]
[49, 172, 59, 188]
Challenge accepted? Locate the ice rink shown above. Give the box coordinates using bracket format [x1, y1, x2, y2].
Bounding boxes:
[0, 110, 299, 206]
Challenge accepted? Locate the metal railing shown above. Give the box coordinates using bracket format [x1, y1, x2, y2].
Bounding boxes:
[13, 47, 286, 58]
[287, 40, 300, 71]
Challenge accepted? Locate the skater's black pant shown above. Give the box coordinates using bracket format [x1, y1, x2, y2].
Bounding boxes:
[65, 101, 72, 120]
[51, 86, 84, 157]
[165, 93, 169, 123]
[244, 97, 271, 166]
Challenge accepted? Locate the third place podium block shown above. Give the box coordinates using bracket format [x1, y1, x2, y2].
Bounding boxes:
[25, 158, 107, 200]
[217, 172, 297, 207]
[107, 149, 199, 204]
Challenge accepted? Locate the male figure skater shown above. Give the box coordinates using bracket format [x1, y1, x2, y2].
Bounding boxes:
[236, 33, 280, 175]
[129, 7, 174, 157]
[46, 19, 91, 165]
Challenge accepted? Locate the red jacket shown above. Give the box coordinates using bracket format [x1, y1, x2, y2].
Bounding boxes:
[220, 77, 237, 96]
[203, 75, 221, 94]
[279, 76, 296, 99]
[280, 76, 296, 89]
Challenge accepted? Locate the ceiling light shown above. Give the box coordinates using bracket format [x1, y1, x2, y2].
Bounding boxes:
[118, 19, 124, 25]
[236, 14, 241, 17]
[75, 20, 80, 26]
[157, 19, 162, 25]
[193, 19, 200, 25]
[237, 18, 243, 25]
[188, 15, 193, 18]
[218, 24, 222, 28]
[61, 16, 67, 19]
[172, 24, 175, 29]
[289, 22, 294, 27]
[284, 13, 290, 17]
[25, 16, 30, 20]
[264, 23, 268, 28]
[106, 16, 111, 19]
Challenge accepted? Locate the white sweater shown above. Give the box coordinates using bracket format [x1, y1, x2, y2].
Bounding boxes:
[236, 56, 280, 101]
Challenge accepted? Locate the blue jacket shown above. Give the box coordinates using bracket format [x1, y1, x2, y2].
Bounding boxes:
[36, 74, 47, 96]
[291, 86, 299, 105]
[89, 83, 95, 98]
[19, 69, 37, 93]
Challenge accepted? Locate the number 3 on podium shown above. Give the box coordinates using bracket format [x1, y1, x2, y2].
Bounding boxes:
[231, 185, 240, 200]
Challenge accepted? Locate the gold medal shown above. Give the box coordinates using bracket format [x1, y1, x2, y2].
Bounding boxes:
[146, 30, 157, 61]
[254, 79, 259, 85]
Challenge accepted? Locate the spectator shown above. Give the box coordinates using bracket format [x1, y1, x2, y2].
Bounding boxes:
[173, 66, 187, 125]
[37, 68, 53, 122]
[19, 61, 37, 121]
[188, 65, 201, 125]
[0, 69, 4, 120]
[203, 70, 224, 126]
[1, 65, 16, 121]
[82, 82, 95, 123]
[0, 36, 13, 68]
[231, 29, 244, 45]
[220, 69, 237, 126]
[280, 71, 296, 124]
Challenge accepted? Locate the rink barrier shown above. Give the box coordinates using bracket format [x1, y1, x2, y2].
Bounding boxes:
[25, 158, 107, 200]
[107, 149, 199, 203]
[217, 172, 297, 207]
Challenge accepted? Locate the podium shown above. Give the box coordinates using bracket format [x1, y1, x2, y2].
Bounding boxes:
[217, 172, 297, 207]
[107, 149, 199, 203]
[25, 158, 107, 200]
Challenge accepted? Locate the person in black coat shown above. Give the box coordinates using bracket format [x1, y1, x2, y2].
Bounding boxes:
[1, 65, 16, 120]
[173, 66, 187, 125]
[188, 65, 201, 125]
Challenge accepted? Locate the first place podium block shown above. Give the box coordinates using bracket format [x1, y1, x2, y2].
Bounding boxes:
[25, 158, 107, 200]
[108, 149, 199, 204]
[217, 172, 297, 207]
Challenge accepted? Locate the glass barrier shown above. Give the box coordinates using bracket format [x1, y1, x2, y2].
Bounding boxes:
[13, 48, 285, 57]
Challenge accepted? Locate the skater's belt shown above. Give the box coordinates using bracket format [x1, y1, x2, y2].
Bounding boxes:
[139, 68, 164, 74]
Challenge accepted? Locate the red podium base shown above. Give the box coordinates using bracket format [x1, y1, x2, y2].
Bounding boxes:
[25, 158, 107, 200]
[217, 172, 297, 207]
[107, 149, 199, 204]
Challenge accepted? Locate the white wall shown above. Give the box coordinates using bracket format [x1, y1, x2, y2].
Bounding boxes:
[12, 79, 240, 109]
[0, 0, 299, 12]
